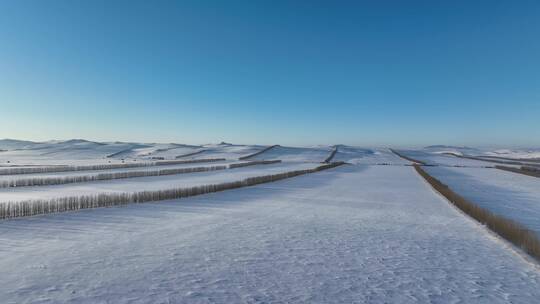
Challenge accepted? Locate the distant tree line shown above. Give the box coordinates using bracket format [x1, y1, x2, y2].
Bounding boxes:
[229, 160, 281, 168]
[0, 158, 226, 176]
[324, 146, 338, 163]
[239, 145, 280, 160]
[0, 165, 228, 188]
[0, 161, 345, 219]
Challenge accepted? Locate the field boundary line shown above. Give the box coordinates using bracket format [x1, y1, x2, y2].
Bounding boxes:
[239, 145, 279, 160]
[413, 164, 540, 262]
[0, 162, 345, 220]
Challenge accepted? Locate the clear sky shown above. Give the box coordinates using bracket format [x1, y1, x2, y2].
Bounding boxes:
[1, 0, 539, 147]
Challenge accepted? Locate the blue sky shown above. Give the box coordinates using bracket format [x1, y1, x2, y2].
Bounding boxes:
[1, 0, 539, 147]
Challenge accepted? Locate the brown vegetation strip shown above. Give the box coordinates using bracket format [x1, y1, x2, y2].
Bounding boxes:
[414, 164, 540, 261]
[239, 145, 280, 160]
[389, 149, 427, 165]
[0, 162, 345, 219]
[495, 165, 540, 178]
[229, 160, 282, 168]
[324, 146, 338, 163]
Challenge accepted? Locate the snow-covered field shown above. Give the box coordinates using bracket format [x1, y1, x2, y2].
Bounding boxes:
[1, 139, 540, 303]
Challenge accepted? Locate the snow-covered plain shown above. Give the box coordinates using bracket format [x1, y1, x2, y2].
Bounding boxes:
[1, 165, 540, 303]
[424, 166, 540, 236]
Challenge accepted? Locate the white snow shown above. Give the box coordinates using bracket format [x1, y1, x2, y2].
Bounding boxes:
[424, 166, 540, 236]
[0, 165, 539, 303]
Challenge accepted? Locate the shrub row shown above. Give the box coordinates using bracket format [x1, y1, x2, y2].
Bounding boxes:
[324, 146, 338, 163]
[389, 149, 427, 165]
[495, 165, 540, 178]
[0, 165, 228, 188]
[229, 160, 282, 168]
[155, 158, 225, 166]
[453, 154, 526, 166]
[414, 164, 540, 261]
[175, 150, 206, 159]
[0, 162, 345, 219]
[0, 158, 226, 176]
[239, 145, 279, 160]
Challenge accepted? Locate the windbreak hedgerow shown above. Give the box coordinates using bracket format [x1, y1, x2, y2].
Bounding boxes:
[414, 164, 540, 261]
[0, 158, 225, 176]
[0, 165, 228, 188]
[0, 162, 345, 219]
